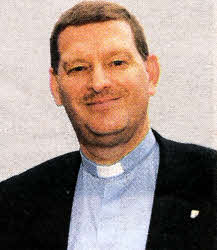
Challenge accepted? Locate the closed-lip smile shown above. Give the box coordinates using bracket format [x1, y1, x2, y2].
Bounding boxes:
[87, 97, 120, 105]
[86, 97, 121, 110]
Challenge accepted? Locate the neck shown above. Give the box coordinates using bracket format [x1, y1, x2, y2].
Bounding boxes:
[80, 121, 150, 165]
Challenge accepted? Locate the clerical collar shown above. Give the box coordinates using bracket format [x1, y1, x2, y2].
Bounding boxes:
[80, 129, 156, 179]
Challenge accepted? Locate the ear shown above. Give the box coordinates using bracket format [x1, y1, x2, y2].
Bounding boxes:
[145, 55, 160, 96]
[49, 68, 62, 106]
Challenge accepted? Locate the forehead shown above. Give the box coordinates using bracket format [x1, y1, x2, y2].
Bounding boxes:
[58, 20, 137, 58]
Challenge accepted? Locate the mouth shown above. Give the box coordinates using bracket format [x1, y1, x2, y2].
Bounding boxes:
[86, 97, 121, 110]
[87, 97, 120, 105]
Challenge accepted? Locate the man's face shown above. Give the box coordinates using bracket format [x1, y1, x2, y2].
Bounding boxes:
[50, 20, 159, 148]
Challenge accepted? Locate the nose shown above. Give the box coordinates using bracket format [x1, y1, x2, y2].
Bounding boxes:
[88, 64, 111, 93]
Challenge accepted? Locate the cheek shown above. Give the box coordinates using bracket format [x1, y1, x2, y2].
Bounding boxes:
[59, 81, 85, 103]
[121, 64, 148, 84]
[122, 73, 149, 98]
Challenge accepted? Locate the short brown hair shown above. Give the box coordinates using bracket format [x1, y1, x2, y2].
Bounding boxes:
[50, 1, 149, 74]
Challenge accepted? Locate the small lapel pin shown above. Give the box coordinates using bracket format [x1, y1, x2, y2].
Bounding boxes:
[190, 210, 199, 219]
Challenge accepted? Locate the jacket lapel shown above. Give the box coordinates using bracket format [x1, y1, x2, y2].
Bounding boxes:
[38, 152, 82, 249]
[146, 130, 214, 250]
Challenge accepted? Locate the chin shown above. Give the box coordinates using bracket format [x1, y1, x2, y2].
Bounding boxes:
[87, 125, 126, 136]
[71, 121, 129, 148]
[83, 131, 132, 148]
[87, 116, 129, 134]
[78, 122, 138, 148]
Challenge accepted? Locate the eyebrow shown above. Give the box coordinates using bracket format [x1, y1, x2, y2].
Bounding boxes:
[104, 49, 133, 59]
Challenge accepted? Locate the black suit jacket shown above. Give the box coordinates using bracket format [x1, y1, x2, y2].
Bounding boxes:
[0, 130, 216, 250]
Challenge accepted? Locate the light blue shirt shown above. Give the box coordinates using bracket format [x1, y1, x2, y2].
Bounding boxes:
[67, 129, 159, 250]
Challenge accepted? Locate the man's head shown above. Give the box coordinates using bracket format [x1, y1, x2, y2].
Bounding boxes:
[50, 1, 149, 75]
[49, 1, 160, 164]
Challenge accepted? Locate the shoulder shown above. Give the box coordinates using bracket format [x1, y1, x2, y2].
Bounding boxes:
[151, 130, 216, 207]
[152, 129, 216, 199]
[0, 151, 81, 194]
[0, 151, 81, 219]
[0, 151, 81, 243]
[153, 129, 217, 163]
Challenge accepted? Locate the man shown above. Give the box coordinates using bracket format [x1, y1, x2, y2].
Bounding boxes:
[0, 1, 216, 249]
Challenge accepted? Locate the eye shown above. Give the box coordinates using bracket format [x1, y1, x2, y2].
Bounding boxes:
[112, 60, 125, 66]
[69, 66, 87, 73]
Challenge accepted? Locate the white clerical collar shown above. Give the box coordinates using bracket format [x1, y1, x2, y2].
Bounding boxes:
[96, 162, 124, 178]
[80, 129, 156, 179]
